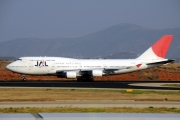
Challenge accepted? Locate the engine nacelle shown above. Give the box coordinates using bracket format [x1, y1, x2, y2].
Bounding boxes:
[92, 70, 103, 77]
[66, 71, 77, 78]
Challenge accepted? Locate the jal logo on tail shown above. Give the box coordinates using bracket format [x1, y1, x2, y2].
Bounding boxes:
[35, 60, 48, 67]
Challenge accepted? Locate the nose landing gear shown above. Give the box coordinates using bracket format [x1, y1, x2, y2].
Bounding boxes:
[22, 75, 26, 81]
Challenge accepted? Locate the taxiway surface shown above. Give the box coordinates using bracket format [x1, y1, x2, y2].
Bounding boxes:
[0, 81, 179, 90]
[1, 101, 180, 108]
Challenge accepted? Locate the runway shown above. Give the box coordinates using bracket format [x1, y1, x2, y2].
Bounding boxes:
[1, 113, 180, 120]
[0, 81, 180, 90]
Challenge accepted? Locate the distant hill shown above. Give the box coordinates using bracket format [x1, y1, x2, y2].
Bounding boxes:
[0, 23, 180, 58]
[103, 52, 137, 59]
[0, 56, 17, 60]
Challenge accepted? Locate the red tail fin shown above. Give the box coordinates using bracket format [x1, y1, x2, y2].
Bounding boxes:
[152, 35, 173, 58]
[137, 35, 173, 59]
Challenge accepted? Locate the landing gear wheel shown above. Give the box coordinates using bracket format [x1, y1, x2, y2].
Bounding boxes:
[22, 75, 26, 81]
[77, 78, 82, 82]
[77, 76, 94, 82]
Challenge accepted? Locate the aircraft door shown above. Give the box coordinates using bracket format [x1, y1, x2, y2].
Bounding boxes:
[28, 60, 33, 70]
[47, 61, 56, 73]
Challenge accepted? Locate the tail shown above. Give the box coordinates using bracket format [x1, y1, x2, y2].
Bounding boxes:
[137, 35, 173, 59]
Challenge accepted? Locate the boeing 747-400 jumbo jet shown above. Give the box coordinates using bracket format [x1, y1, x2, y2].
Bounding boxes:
[6, 35, 174, 81]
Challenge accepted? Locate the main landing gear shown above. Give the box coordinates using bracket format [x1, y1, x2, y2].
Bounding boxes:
[22, 75, 27, 81]
[77, 76, 94, 82]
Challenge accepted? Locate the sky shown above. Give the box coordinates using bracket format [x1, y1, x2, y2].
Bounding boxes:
[0, 0, 180, 42]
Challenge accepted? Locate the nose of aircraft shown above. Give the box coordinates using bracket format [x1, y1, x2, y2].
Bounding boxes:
[6, 64, 10, 70]
[6, 63, 15, 72]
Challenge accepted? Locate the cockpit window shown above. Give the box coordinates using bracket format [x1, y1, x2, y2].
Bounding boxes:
[15, 59, 22, 61]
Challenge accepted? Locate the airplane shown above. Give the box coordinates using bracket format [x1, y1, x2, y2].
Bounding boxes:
[6, 35, 174, 82]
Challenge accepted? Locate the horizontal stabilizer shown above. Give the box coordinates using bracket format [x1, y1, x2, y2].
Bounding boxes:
[147, 59, 175, 65]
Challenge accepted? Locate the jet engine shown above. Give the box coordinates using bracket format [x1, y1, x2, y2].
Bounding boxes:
[92, 70, 103, 77]
[66, 71, 77, 78]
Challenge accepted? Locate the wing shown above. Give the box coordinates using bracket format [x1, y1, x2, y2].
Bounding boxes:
[56, 64, 140, 76]
[55, 66, 132, 78]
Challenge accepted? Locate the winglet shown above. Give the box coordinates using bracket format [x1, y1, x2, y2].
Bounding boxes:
[136, 64, 142, 68]
[137, 35, 173, 59]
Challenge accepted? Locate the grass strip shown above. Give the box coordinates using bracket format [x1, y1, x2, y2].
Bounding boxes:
[0, 88, 180, 102]
[0, 107, 180, 113]
[0, 88, 179, 94]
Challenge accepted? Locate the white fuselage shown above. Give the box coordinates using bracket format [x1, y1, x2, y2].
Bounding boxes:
[6, 57, 162, 76]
